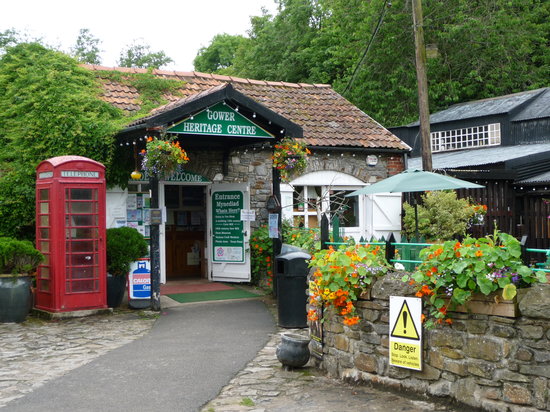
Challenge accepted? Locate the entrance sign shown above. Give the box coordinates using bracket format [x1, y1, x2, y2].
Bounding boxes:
[167, 102, 273, 138]
[389, 296, 422, 370]
[209, 184, 251, 283]
[212, 190, 245, 262]
[140, 169, 210, 183]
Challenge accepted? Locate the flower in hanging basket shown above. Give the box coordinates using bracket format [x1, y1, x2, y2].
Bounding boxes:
[272, 137, 311, 182]
[140, 136, 189, 178]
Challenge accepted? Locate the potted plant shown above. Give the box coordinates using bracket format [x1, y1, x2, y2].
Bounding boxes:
[106, 227, 149, 308]
[0, 237, 44, 323]
[272, 137, 311, 182]
[403, 229, 547, 328]
[140, 135, 189, 179]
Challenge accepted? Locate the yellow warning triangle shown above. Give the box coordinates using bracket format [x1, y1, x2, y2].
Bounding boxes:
[391, 300, 420, 340]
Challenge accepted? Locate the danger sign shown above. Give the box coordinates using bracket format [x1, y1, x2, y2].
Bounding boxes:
[389, 296, 422, 371]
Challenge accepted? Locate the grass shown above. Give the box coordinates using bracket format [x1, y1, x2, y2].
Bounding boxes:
[240, 397, 255, 407]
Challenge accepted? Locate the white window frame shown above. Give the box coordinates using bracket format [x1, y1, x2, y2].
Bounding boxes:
[280, 171, 366, 240]
[431, 123, 501, 153]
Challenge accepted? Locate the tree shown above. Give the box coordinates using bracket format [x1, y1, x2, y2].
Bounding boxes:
[0, 43, 123, 239]
[118, 40, 173, 68]
[70, 28, 102, 64]
[225, 0, 549, 126]
[193, 33, 248, 74]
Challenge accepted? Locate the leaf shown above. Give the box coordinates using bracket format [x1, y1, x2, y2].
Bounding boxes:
[477, 278, 494, 295]
[502, 284, 517, 301]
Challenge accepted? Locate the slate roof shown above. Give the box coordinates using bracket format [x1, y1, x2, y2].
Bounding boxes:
[407, 142, 550, 170]
[407, 88, 549, 126]
[85, 65, 410, 151]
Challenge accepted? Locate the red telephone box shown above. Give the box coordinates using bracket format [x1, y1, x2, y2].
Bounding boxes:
[35, 156, 107, 312]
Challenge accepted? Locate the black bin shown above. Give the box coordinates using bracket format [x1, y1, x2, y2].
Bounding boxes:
[276, 247, 311, 328]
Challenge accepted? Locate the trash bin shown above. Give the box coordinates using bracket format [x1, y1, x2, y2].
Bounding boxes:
[276, 246, 311, 328]
[273, 244, 303, 298]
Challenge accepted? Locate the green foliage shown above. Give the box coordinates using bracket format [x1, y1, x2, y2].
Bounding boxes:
[106, 227, 149, 277]
[0, 237, 43, 275]
[309, 243, 389, 325]
[402, 191, 484, 241]
[70, 28, 102, 65]
[0, 43, 124, 239]
[118, 40, 173, 69]
[282, 221, 320, 255]
[98, 70, 185, 116]
[193, 33, 248, 74]
[403, 230, 547, 328]
[250, 225, 273, 287]
[225, 0, 549, 126]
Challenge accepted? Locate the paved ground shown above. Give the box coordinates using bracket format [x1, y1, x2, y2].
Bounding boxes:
[1, 294, 463, 412]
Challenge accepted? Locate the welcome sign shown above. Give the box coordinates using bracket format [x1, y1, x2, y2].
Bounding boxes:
[167, 102, 273, 138]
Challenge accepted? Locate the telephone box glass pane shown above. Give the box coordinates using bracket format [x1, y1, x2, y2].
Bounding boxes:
[39, 189, 49, 201]
[40, 215, 49, 226]
[39, 202, 49, 214]
[67, 228, 98, 239]
[68, 240, 97, 252]
[68, 202, 96, 214]
[70, 188, 97, 200]
[40, 241, 49, 253]
[40, 228, 50, 239]
[40, 266, 50, 279]
[67, 253, 96, 266]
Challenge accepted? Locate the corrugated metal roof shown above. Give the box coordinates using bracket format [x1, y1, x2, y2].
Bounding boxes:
[512, 88, 550, 122]
[517, 170, 550, 184]
[407, 143, 550, 170]
[407, 88, 547, 126]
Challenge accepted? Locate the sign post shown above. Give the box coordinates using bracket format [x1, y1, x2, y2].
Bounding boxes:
[389, 296, 423, 371]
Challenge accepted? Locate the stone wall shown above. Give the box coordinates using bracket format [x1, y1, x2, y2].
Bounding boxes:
[186, 148, 405, 230]
[312, 273, 550, 411]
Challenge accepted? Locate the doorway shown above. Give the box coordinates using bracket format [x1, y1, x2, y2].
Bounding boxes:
[164, 184, 207, 279]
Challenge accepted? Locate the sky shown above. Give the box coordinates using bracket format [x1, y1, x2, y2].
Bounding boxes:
[1, 0, 278, 71]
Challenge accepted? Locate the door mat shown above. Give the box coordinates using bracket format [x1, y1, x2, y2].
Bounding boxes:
[160, 283, 233, 295]
[166, 287, 261, 303]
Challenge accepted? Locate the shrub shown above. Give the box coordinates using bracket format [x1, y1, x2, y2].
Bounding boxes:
[0, 237, 43, 274]
[402, 191, 486, 241]
[250, 225, 273, 288]
[106, 227, 149, 277]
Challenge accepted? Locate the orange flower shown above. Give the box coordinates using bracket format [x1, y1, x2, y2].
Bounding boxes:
[147, 137, 153, 142]
[455, 251, 461, 258]
[475, 250, 483, 257]
[415, 290, 423, 298]
[453, 242, 461, 251]
[343, 316, 360, 326]
[421, 314, 426, 323]
[434, 248, 443, 256]
[307, 309, 319, 322]
[421, 285, 434, 296]
[445, 318, 453, 325]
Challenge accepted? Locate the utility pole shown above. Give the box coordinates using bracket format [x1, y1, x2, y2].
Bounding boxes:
[412, 0, 432, 172]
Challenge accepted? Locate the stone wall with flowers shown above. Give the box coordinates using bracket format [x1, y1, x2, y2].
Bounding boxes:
[311, 273, 550, 411]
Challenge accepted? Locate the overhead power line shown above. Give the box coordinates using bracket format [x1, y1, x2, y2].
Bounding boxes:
[343, 0, 391, 96]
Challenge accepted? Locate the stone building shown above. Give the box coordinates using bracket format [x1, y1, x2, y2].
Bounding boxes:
[89, 66, 410, 283]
